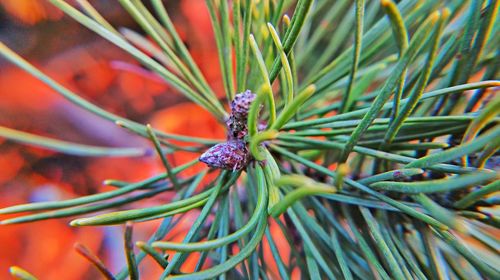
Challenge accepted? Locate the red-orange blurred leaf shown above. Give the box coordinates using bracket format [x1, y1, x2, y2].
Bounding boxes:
[1, 0, 63, 25]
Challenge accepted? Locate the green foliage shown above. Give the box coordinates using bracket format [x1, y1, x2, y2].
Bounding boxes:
[1, 0, 499, 279]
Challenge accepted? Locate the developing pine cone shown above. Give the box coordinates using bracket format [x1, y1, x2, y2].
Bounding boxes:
[199, 140, 250, 171]
[230, 90, 256, 119]
[199, 90, 259, 170]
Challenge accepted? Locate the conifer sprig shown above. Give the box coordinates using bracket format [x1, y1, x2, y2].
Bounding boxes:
[1, 0, 499, 279]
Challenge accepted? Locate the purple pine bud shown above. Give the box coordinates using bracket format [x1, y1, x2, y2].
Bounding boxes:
[199, 140, 249, 171]
[231, 90, 257, 119]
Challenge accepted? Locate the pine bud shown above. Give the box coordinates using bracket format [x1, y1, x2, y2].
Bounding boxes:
[200, 90, 259, 170]
[230, 90, 257, 119]
[199, 140, 249, 171]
